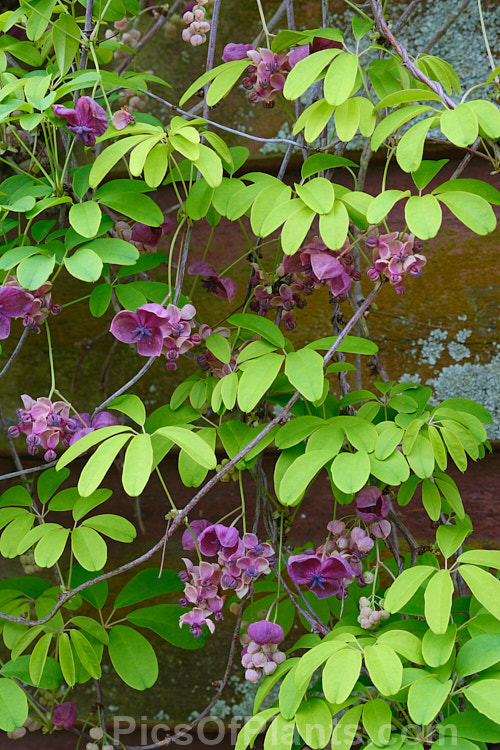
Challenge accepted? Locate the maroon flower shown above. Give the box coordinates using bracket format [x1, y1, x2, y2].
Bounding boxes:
[355, 486, 390, 523]
[287, 553, 353, 599]
[0, 286, 33, 339]
[131, 223, 163, 247]
[248, 620, 283, 645]
[68, 410, 120, 446]
[52, 702, 78, 729]
[188, 262, 238, 302]
[197, 524, 241, 557]
[52, 96, 108, 147]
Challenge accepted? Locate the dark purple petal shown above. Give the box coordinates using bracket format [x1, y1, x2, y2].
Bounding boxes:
[74, 96, 108, 136]
[0, 314, 11, 340]
[310, 253, 343, 281]
[287, 553, 321, 585]
[0, 286, 33, 317]
[322, 554, 354, 580]
[161, 216, 176, 236]
[248, 620, 283, 645]
[131, 223, 163, 246]
[92, 411, 120, 429]
[188, 262, 218, 277]
[222, 42, 255, 62]
[198, 524, 241, 556]
[182, 519, 211, 550]
[355, 486, 389, 522]
[217, 276, 238, 302]
[311, 37, 343, 53]
[52, 702, 78, 729]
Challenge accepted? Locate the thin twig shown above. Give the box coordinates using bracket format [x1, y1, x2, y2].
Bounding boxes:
[92, 356, 157, 418]
[0, 327, 29, 381]
[392, 0, 423, 34]
[388, 508, 419, 567]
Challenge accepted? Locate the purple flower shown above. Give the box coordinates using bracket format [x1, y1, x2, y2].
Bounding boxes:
[52, 96, 108, 147]
[188, 262, 238, 302]
[288, 553, 353, 599]
[52, 702, 78, 729]
[198, 524, 242, 557]
[248, 620, 283, 645]
[288, 44, 309, 68]
[179, 606, 215, 637]
[355, 486, 390, 523]
[68, 410, 120, 446]
[131, 223, 163, 247]
[222, 42, 255, 62]
[110, 303, 171, 356]
[0, 286, 33, 339]
[182, 519, 211, 550]
[112, 107, 135, 130]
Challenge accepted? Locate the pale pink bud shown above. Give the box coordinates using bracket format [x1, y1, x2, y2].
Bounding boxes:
[183, 11, 194, 22]
[272, 651, 286, 664]
[263, 661, 277, 675]
[194, 7, 205, 20]
[327, 520, 346, 536]
[190, 33, 204, 46]
[182, 28, 191, 40]
[114, 17, 128, 31]
[245, 668, 261, 683]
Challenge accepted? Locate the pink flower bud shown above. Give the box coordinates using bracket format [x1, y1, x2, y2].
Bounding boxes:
[183, 11, 194, 22]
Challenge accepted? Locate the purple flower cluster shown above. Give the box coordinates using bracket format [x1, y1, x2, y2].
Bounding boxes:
[8, 396, 118, 461]
[287, 489, 392, 600]
[249, 263, 309, 332]
[240, 620, 285, 683]
[115, 217, 176, 249]
[365, 231, 426, 295]
[0, 280, 61, 340]
[52, 96, 108, 147]
[110, 302, 201, 370]
[179, 522, 275, 637]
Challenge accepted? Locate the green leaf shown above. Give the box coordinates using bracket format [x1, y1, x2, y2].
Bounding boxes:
[296, 177, 334, 215]
[275, 416, 326, 449]
[459, 565, 500, 621]
[180, 60, 248, 106]
[72, 489, 112, 521]
[0, 678, 28, 732]
[95, 188, 163, 225]
[206, 334, 231, 365]
[0, 514, 35, 558]
[367, 190, 409, 225]
[89, 135, 152, 187]
[331, 451, 370, 494]
[405, 194, 442, 239]
[108, 394, 146, 425]
[468, 99, 500, 138]
[283, 48, 340, 100]
[335, 97, 360, 142]
[436, 192, 496, 236]
[437, 711, 500, 743]
[364, 644, 402, 696]
[428, 425, 447, 471]
[114, 568, 183, 608]
[324, 53, 359, 106]
[89, 283, 112, 317]
[422, 624, 457, 667]
[71, 526, 107, 571]
[412, 159, 449, 191]
[440, 103, 478, 147]
[330, 705, 363, 750]
[69, 201, 102, 238]
[279, 662, 307, 719]
[457, 549, 500, 569]
[384, 566, 436, 613]
[127, 604, 207, 649]
[83, 238, 139, 265]
[456, 634, 500, 678]
[408, 677, 452, 724]
[296, 697, 333, 749]
[56, 425, 133, 469]
[29, 632, 52, 686]
[424, 569, 453, 635]
[235, 708, 280, 750]
[108, 624, 158, 689]
[34, 527, 70, 568]
[436, 522, 471, 559]
[69, 616, 109, 644]
[121, 433, 153, 497]
[17, 254, 55, 290]
[371, 105, 433, 152]
[52, 14, 81, 76]
[301, 154, 358, 179]
[285, 349, 324, 401]
[264, 714, 295, 750]
[319, 200, 350, 250]
[228, 313, 285, 348]
[26, 0, 56, 40]
[281, 203, 315, 255]
[377, 629, 423, 665]
[70, 629, 101, 679]
[83, 514, 136, 543]
[37, 467, 70, 504]
[194, 144, 223, 188]
[143, 142, 168, 188]
[205, 59, 250, 105]
[155, 426, 217, 469]
[407, 433, 435, 478]
[375, 425, 404, 461]
[279, 450, 333, 506]
[58, 632, 75, 686]
[363, 698, 392, 746]
[464, 680, 500, 723]
[421, 478, 441, 521]
[396, 117, 434, 172]
[64, 248, 103, 282]
[369, 449, 410, 485]
[237, 354, 284, 413]
[323, 647, 362, 703]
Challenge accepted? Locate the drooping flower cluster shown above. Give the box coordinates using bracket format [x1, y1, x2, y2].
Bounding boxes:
[282, 237, 361, 302]
[6, 276, 61, 333]
[52, 96, 108, 147]
[51, 702, 78, 730]
[249, 263, 310, 331]
[178, 522, 275, 637]
[110, 302, 201, 370]
[240, 620, 286, 683]
[355, 485, 392, 539]
[365, 231, 426, 295]
[8, 396, 119, 461]
[181, 0, 210, 46]
[0, 285, 34, 340]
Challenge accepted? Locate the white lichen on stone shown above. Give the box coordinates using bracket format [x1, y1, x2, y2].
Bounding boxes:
[416, 328, 448, 365]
